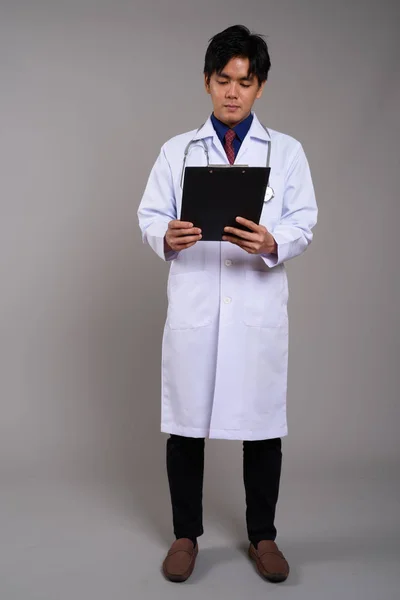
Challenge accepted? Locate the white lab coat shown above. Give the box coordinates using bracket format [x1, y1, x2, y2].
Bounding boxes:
[137, 113, 317, 441]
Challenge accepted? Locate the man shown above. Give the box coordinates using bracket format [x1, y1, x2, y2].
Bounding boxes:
[137, 24, 317, 583]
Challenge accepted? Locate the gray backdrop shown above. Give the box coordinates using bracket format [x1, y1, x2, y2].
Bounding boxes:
[1, 1, 399, 599]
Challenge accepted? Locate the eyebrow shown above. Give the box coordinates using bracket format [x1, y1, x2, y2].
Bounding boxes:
[217, 71, 254, 82]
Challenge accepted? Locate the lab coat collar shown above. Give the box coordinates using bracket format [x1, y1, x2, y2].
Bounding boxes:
[192, 112, 270, 142]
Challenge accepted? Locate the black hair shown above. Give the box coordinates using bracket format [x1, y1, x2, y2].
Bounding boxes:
[204, 25, 271, 86]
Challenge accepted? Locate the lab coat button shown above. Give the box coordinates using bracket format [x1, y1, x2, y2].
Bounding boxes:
[223, 297, 232, 304]
[225, 259, 232, 266]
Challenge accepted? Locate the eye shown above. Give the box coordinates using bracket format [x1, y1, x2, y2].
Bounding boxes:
[217, 80, 228, 85]
[241, 84, 251, 88]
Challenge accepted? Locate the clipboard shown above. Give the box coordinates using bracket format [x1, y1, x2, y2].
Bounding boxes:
[180, 165, 271, 241]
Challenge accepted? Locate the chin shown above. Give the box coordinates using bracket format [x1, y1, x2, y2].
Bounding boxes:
[226, 111, 243, 123]
[214, 109, 239, 125]
[222, 114, 241, 126]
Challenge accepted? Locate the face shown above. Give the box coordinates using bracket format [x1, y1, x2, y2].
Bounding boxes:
[204, 57, 266, 127]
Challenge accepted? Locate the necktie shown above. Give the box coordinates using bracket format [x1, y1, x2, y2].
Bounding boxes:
[224, 129, 236, 165]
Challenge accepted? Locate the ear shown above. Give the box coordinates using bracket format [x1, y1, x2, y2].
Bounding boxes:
[256, 81, 266, 100]
[204, 74, 211, 94]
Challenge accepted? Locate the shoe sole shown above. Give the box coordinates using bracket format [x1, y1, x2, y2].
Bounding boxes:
[248, 544, 289, 583]
[162, 544, 198, 583]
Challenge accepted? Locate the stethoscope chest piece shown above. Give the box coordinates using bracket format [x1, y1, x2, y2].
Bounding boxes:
[265, 186, 274, 202]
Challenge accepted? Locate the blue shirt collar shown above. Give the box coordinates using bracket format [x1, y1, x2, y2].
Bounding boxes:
[210, 112, 254, 144]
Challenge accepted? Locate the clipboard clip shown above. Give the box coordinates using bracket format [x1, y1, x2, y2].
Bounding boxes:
[208, 164, 249, 174]
[208, 164, 249, 168]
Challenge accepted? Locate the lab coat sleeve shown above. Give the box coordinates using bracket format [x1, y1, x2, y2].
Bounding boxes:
[137, 145, 179, 261]
[261, 143, 317, 267]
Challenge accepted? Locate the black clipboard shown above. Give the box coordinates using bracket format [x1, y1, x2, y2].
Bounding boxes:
[180, 165, 271, 241]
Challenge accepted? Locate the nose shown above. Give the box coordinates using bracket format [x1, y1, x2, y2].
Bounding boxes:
[225, 82, 239, 99]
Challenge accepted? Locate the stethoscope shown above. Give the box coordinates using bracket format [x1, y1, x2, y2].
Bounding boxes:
[180, 125, 275, 202]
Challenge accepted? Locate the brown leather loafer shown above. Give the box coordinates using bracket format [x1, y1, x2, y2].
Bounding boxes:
[249, 540, 289, 583]
[162, 538, 198, 582]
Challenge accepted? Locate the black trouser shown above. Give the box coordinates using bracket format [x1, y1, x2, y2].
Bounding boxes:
[166, 434, 282, 545]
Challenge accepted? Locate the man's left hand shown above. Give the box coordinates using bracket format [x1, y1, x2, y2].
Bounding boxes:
[222, 217, 277, 255]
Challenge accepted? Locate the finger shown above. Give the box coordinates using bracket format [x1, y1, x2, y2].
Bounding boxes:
[174, 227, 202, 237]
[235, 216, 265, 233]
[223, 226, 259, 241]
[169, 220, 194, 229]
[178, 240, 199, 250]
[222, 236, 257, 252]
[222, 235, 246, 247]
[174, 234, 202, 246]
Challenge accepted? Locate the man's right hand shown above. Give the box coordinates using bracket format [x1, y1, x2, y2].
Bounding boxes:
[164, 220, 202, 252]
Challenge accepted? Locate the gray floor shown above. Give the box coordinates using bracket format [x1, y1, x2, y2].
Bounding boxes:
[1, 468, 399, 600]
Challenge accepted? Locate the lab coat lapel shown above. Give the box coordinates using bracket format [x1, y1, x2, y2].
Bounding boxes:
[235, 137, 250, 165]
[192, 117, 229, 164]
[235, 113, 271, 165]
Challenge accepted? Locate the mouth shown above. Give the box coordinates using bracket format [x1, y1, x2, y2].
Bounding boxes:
[225, 105, 240, 111]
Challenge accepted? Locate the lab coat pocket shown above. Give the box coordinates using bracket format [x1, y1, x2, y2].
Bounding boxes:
[243, 268, 287, 328]
[167, 271, 212, 330]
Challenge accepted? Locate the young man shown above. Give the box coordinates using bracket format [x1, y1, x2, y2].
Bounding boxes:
[137, 25, 317, 583]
